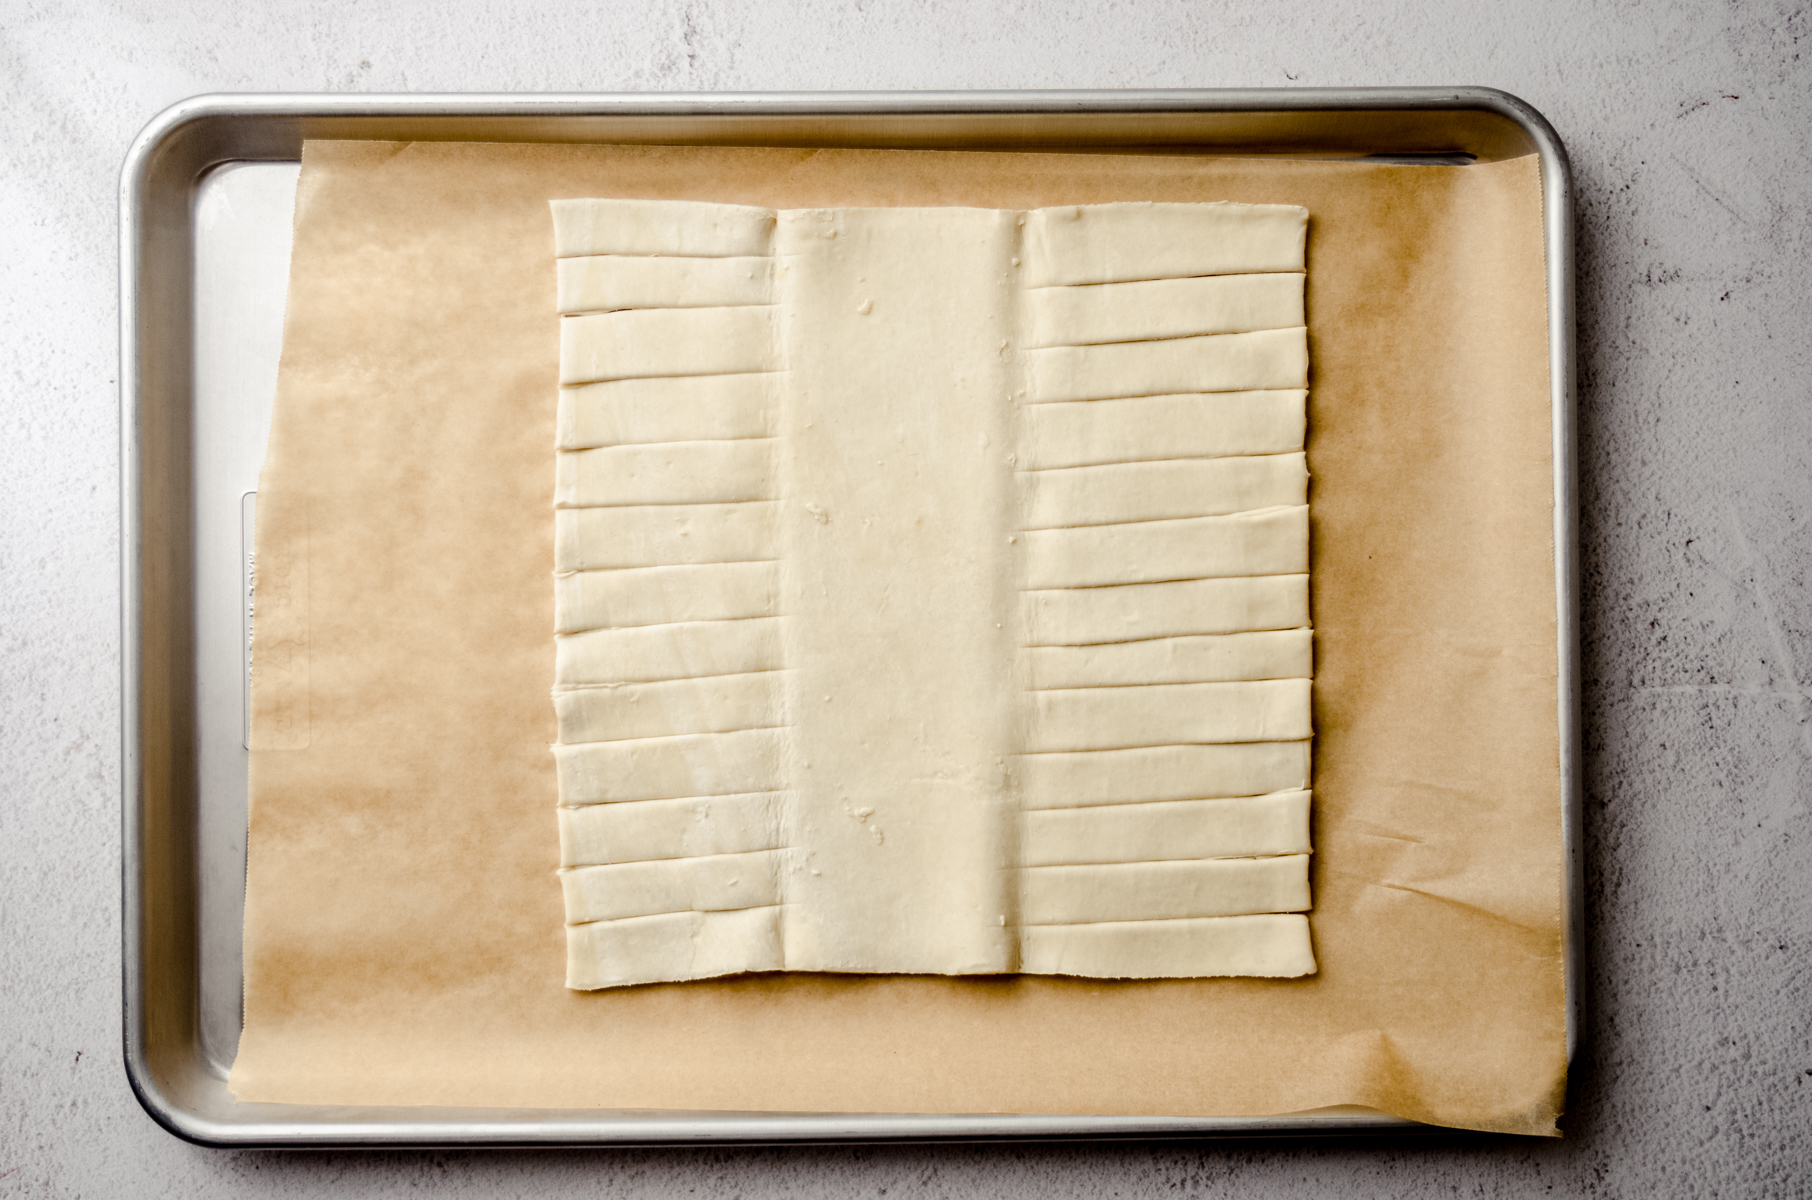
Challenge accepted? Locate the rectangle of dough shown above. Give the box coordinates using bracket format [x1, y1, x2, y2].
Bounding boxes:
[1018, 452, 1308, 528]
[555, 441, 777, 509]
[556, 254, 775, 313]
[1019, 914, 1316, 979]
[1024, 678, 1314, 752]
[552, 199, 1315, 988]
[1021, 390, 1307, 469]
[554, 728, 788, 806]
[557, 792, 786, 867]
[1020, 506, 1310, 589]
[769, 206, 1022, 977]
[1016, 741, 1312, 809]
[557, 374, 780, 450]
[1025, 272, 1304, 347]
[565, 906, 785, 991]
[553, 673, 785, 744]
[1022, 575, 1310, 645]
[1024, 629, 1313, 688]
[553, 618, 783, 685]
[1019, 791, 1312, 866]
[560, 849, 787, 923]
[1025, 327, 1309, 403]
[551, 197, 776, 258]
[1018, 854, 1311, 925]
[554, 562, 778, 634]
[554, 503, 779, 571]
[559, 306, 780, 385]
[1022, 201, 1308, 286]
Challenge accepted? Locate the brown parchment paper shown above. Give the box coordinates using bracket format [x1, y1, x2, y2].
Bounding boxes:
[232, 140, 1563, 1136]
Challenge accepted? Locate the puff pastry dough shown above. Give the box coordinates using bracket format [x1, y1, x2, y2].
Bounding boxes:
[551, 198, 1315, 990]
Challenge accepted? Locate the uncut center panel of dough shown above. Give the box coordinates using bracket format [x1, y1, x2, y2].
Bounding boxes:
[551, 197, 1316, 989]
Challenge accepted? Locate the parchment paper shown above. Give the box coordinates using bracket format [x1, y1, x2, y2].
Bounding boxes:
[232, 140, 1563, 1136]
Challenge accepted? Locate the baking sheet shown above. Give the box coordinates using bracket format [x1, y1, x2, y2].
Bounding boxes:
[231, 139, 1563, 1136]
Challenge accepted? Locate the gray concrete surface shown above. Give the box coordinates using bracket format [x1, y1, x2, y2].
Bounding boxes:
[2, 0, 1808, 1194]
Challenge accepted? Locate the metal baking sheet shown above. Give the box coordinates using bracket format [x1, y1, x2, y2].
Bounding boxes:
[120, 89, 1579, 1147]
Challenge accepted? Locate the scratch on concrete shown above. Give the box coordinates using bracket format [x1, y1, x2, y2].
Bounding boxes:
[1726, 500, 1812, 759]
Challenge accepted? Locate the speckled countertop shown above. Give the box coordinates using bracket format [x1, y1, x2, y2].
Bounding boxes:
[2, 1, 1807, 1194]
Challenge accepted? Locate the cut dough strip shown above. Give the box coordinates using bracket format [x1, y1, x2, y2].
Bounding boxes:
[1025, 678, 1313, 752]
[552, 197, 777, 259]
[554, 728, 788, 806]
[1019, 913, 1314, 979]
[1025, 629, 1312, 689]
[557, 254, 775, 314]
[561, 849, 787, 923]
[1027, 327, 1308, 404]
[559, 306, 780, 385]
[555, 503, 778, 571]
[1020, 854, 1311, 924]
[1023, 574, 1309, 645]
[566, 906, 785, 990]
[555, 617, 783, 686]
[555, 562, 778, 635]
[1023, 201, 1307, 288]
[555, 440, 777, 509]
[557, 373, 780, 451]
[557, 792, 787, 868]
[1018, 452, 1306, 529]
[1021, 390, 1305, 470]
[1020, 791, 1313, 866]
[1026, 272, 1304, 348]
[1016, 741, 1311, 809]
[1021, 505, 1308, 590]
[555, 672, 786, 744]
